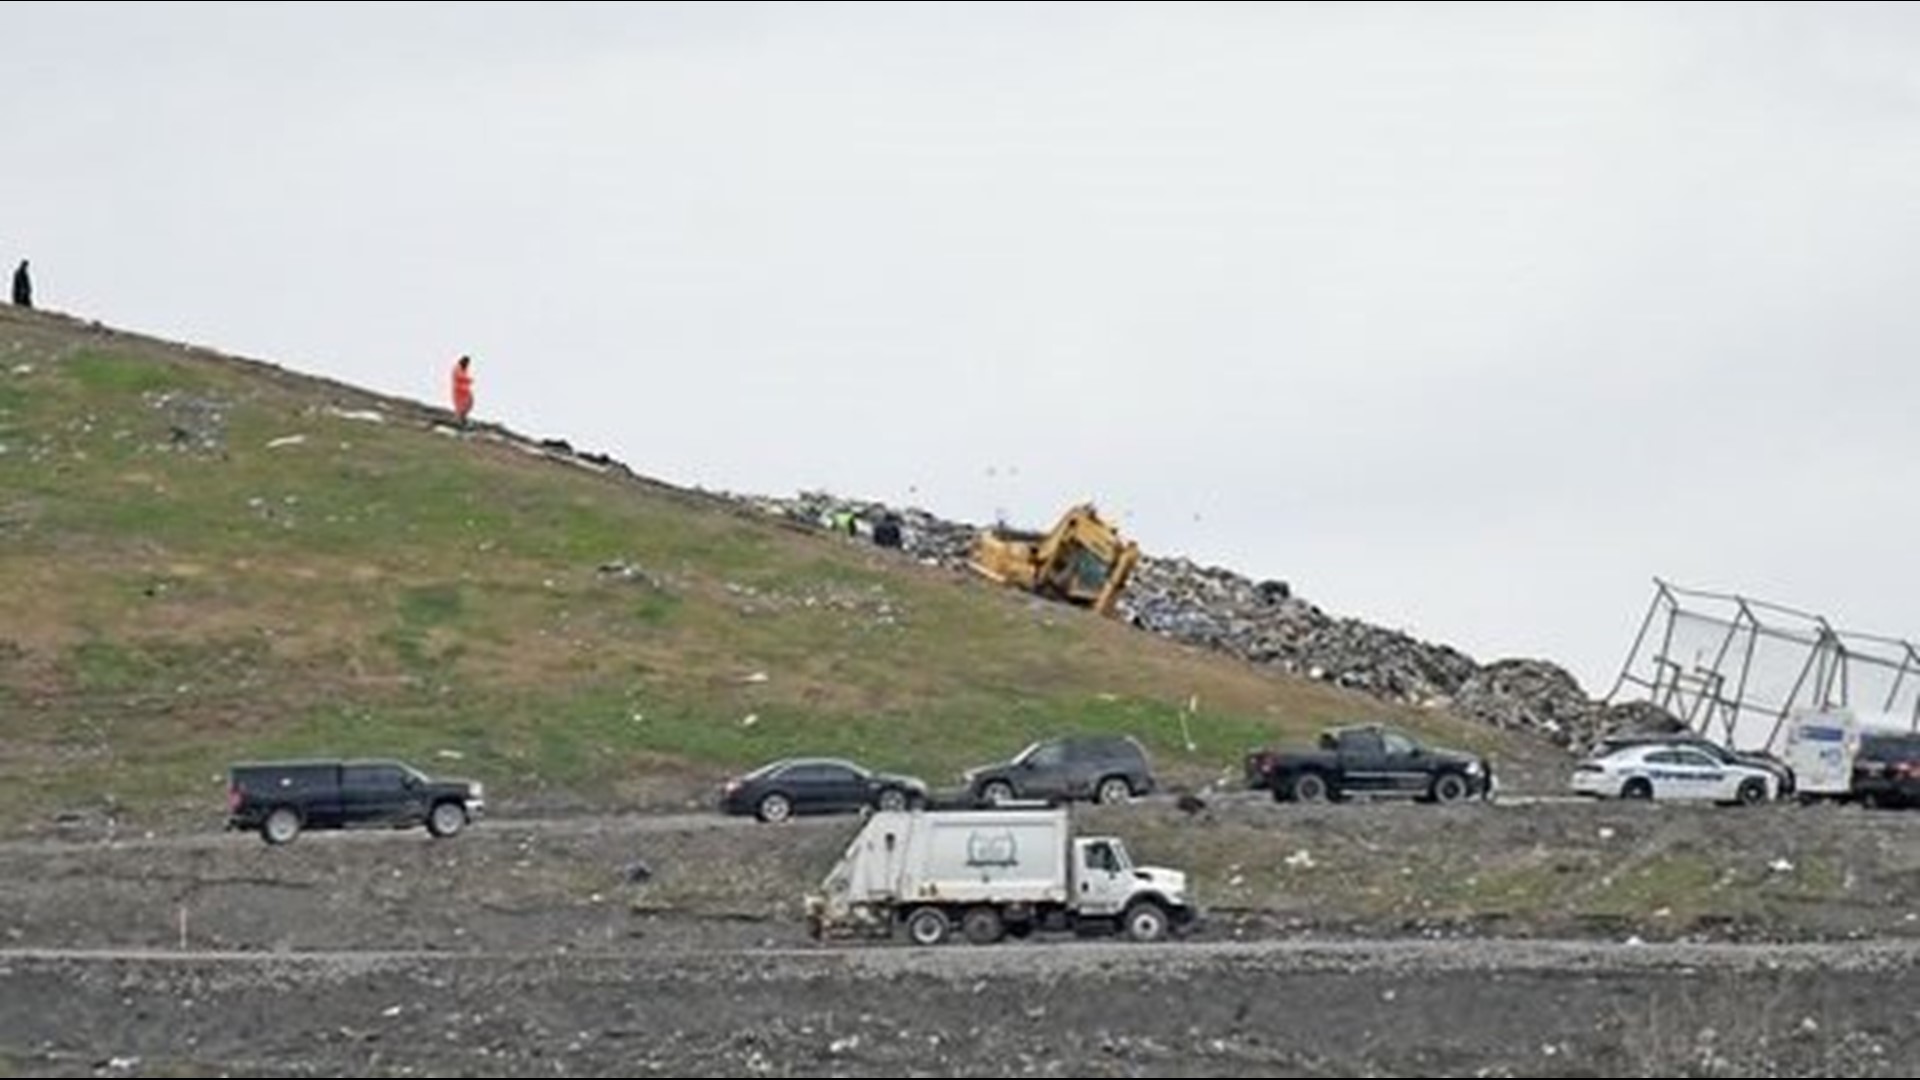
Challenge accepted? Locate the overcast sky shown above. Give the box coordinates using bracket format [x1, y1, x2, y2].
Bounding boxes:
[6, 1, 1917, 695]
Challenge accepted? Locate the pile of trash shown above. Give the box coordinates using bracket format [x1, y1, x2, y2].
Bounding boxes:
[739, 491, 1671, 750]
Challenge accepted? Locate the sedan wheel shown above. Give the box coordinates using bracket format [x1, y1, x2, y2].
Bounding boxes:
[757, 792, 794, 823]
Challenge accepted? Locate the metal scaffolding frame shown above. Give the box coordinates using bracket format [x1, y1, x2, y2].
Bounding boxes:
[1606, 578, 1920, 754]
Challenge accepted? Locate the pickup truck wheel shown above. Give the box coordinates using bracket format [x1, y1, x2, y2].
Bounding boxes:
[1430, 772, 1470, 805]
[261, 806, 301, 845]
[962, 906, 1005, 946]
[1095, 776, 1132, 805]
[1290, 773, 1331, 803]
[1736, 778, 1769, 806]
[905, 906, 950, 946]
[1123, 900, 1170, 943]
[979, 781, 1015, 806]
[427, 801, 467, 838]
[756, 792, 793, 823]
[876, 787, 911, 813]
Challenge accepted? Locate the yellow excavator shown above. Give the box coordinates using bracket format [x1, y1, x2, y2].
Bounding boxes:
[968, 502, 1142, 617]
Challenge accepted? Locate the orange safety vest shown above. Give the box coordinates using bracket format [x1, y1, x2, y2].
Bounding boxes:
[452, 361, 474, 414]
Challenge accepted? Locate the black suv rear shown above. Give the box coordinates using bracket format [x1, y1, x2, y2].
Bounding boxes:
[963, 734, 1156, 806]
[227, 759, 485, 844]
[1853, 733, 1920, 808]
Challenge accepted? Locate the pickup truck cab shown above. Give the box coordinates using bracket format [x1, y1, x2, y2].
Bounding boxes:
[1245, 724, 1494, 804]
[227, 758, 484, 845]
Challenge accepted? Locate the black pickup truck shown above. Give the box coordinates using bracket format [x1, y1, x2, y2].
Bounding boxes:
[227, 758, 484, 844]
[1245, 724, 1495, 804]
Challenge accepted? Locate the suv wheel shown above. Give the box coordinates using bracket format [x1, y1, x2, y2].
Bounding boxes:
[1095, 776, 1133, 805]
[1430, 772, 1470, 805]
[427, 801, 468, 838]
[979, 780, 1015, 806]
[262, 806, 301, 845]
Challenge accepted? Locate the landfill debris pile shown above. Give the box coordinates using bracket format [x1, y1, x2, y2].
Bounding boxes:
[738, 491, 1671, 749]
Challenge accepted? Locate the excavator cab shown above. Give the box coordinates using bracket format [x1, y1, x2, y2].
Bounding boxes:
[968, 502, 1142, 617]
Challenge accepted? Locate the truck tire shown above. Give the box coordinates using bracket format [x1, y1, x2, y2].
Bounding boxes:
[979, 780, 1015, 806]
[905, 906, 950, 946]
[427, 801, 467, 838]
[1290, 772, 1331, 803]
[1430, 772, 1470, 805]
[261, 806, 302, 846]
[1095, 776, 1132, 805]
[962, 906, 1005, 945]
[756, 792, 793, 823]
[876, 787, 911, 813]
[1123, 900, 1170, 943]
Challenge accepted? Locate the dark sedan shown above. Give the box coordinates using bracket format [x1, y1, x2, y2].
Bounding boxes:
[719, 757, 928, 822]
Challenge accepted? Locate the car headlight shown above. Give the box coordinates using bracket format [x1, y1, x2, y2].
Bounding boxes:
[1465, 760, 1485, 776]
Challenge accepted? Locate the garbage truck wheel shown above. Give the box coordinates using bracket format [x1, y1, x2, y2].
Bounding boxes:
[1123, 900, 1170, 943]
[905, 906, 950, 946]
[962, 906, 1005, 945]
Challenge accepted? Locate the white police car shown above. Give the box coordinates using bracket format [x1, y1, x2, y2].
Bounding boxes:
[1570, 742, 1777, 805]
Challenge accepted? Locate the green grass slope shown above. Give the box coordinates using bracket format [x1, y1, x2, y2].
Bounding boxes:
[0, 307, 1532, 831]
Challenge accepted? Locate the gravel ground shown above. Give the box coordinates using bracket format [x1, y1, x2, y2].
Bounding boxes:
[6, 801, 1920, 1076]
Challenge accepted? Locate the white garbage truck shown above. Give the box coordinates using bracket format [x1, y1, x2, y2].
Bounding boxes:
[804, 804, 1196, 945]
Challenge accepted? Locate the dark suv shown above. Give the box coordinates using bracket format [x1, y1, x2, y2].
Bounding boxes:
[1853, 732, 1920, 808]
[963, 734, 1156, 806]
[227, 759, 485, 845]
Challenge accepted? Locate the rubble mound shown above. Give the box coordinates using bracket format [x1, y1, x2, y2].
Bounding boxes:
[743, 490, 1661, 749]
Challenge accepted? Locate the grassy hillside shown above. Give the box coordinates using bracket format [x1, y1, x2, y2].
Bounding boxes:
[0, 307, 1535, 831]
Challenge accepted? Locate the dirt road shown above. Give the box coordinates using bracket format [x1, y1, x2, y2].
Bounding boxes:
[5, 801, 1920, 1075]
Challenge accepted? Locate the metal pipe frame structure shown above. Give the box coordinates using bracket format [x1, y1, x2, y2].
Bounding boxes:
[1606, 578, 1920, 754]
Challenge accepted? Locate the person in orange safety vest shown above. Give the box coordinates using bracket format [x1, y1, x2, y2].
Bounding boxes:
[451, 355, 475, 427]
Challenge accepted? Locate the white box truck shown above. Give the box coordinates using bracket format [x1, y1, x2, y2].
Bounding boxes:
[1785, 707, 1918, 800]
[804, 805, 1196, 945]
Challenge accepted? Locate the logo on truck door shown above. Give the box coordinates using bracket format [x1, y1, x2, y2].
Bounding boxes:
[966, 830, 1018, 867]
